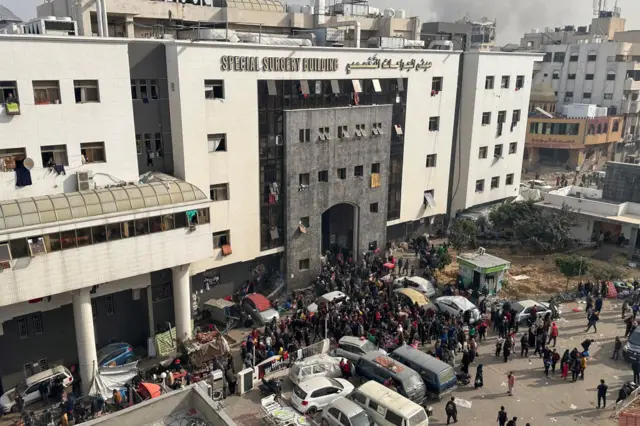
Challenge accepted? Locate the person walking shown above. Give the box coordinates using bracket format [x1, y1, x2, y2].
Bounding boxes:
[585, 311, 600, 333]
[503, 337, 512, 363]
[597, 379, 608, 409]
[551, 349, 560, 374]
[497, 406, 508, 426]
[474, 364, 484, 389]
[548, 322, 559, 347]
[520, 333, 529, 357]
[445, 396, 458, 424]
[543, 357, 551, 377]
[632, 358, 640, 384]
[580, 354, 588, 380]
[612, 337, 622, 360]
[507, 372, 516, 396]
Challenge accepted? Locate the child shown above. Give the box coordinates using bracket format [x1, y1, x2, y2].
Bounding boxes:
[496, 337, 504, 357]
[561, 360, 569, 380]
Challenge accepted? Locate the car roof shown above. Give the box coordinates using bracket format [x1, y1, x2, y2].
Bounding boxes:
[299, 376, 336, 390]
[395, 288, 430, 306]
[321, 291, 346, 300]
[391, 345, 453, 374]
[513, 300, 548, 311]
[356, 381, 423, 417]
[327, 397, 365, 416]
[26, 366, 68, 386]
[437, 296, 476, 310]
[339, 336, 372, 347]
[245, 293, 272, 312]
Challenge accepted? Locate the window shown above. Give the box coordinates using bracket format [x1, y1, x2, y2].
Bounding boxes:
[207, 133, 226, 152]
[475, 179, 485, 193]
[509, 142, 517, 154]
[355, 124, 366, 137]
[0, 147, 26, 171]
[0, 80, 18, 104]
[494, 144, 503, 157]
[299, 128, 311, 143]
[607, 73, 616, 81]
[210, 183, 229, 201]
[354, 165, 363, 177]
[74, 80, 99, 103]
[205, 80, 224, 99]
[318, 127, 331, 141]
[92, 226, 107, 243]
[40, 144, 68, 166]
[568, 74, 576, 80]
[512, 110, 521, 126]
[424, 189, 436, 208]
[81, 142, 106, 163]
[585, 74, 594, 80]
[588, 54, 597, 61]
[482, 112, 491, 125]
[432, 77, 443, 92]
[33, 81, 61, 104]
[613, 120, 620, 132]
[516, 75, 525, 89]
[553, 52, 565, 62]
[371, 163, 380, 174]
[371, 123, 383, 136]
[149, 79, 159, 100]
[131, 79, 138, 99]
[338, 125, 348, 139]
[318, 170, 328, 182]
[104, 295, 115, 315]
[543, 52, 552, 62]
[497, 111, 506, 123]
[337, 168, 346, 180]
[491, 176, 500, 189]
[552, 72, 559, 80]
[428, 116, 440, 132]
[604, 93, 613, 100]
[426, 154, 437, 167]
[299, 259, 310, 271]
[385, 410, 404, 426]
[479, 146, 488, 159]
[506, 173, 514, 185]
[18, 317, 28, 338]
[32, 313, 43, 335]
[501, 76, 510, 89]
[565, 91, 574, 98]
[569, 54, 579, 62]
[370, 202, 379, 213]
[583, 92, 592, 99]
[299, 173, 310, 186]
[485, 76, 494, 89]
[212, 230, 230, 247]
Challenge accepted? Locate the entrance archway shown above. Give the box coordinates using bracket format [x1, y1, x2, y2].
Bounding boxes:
[321, 203, 358, 258]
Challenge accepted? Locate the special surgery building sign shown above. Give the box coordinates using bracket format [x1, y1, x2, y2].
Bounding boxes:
[220, 56, 339, 72]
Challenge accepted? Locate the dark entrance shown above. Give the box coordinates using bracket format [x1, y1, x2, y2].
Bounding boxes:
[321, 203, 358, 258]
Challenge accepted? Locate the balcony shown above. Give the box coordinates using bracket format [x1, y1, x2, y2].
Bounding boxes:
[621, 99, 640, 114]
[624, 78, 640, 91]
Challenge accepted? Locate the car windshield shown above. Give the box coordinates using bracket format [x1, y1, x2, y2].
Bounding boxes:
[350, 411, 371, 426]
[327, 378, 343, 389]
[408, 410, 428, 426]
[362, 340, 378, 353]
[630, 331, 640, 346]
[293, 386, 307, 399]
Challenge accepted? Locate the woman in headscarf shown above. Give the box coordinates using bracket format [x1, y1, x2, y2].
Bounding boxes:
[474, 364, 484, 389]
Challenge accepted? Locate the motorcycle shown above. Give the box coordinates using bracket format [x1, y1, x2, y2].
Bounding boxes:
[259, 378, 282, 399]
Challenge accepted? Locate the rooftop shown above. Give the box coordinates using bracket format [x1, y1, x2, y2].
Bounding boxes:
[457, 250, 510, 269]
[0, 5, 21, 23]
[0, 181, 207, 232]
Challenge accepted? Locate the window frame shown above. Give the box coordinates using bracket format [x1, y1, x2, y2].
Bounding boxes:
[482, 112, 491, 125]
[212, 230, 230, 247]
[337, 168, 347, 180]
[40, 144, 69, 166]
[207, 133, 227, 153]
[425, 154, 437, 167]
[428, 116, 440, 132]
[431, 76, 443, 92]
[509, 142, 517, 154]
[506, 173, 514, 185]
[73, 80, 100, 103]
[491, 176, 500, 189]
[210, 183, 229, 201]
[299, 258, 310, 271]
[205, 79, 225, 99]
[475, 179, 485, 193]
[81, 142, 106, 163]
[33, 80, 61, 105]
[501, 75, 510, 89]
[0, 80, 18, 104]
[479, 146, 488, 159]
[485, 76, 495, 90]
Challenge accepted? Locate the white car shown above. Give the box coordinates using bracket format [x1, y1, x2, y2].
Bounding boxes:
[434, 296, 481, 324]
[291, 377, 354, 415]
[393, 276, 437, 298]
[0, 366, 73, 413]
[308, 291, 349, 314]
[524, 179, 553, 191]
[511, 300, 560, 324]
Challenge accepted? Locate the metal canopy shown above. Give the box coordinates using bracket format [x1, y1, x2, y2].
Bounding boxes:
[225, 0, 285, 12]
[0, 181, 207, 231]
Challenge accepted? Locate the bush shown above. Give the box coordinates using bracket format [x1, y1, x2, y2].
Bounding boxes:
[590, 263, 624, 281]
[449, 218, 477, 251]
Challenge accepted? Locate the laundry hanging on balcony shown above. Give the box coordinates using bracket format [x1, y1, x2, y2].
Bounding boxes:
[15, 159, 32, 187]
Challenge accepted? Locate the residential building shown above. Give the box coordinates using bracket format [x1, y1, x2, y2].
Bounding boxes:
[450, 51, 543, 215]
[525, 107, 623, 169]
[537, 161, 640, 259]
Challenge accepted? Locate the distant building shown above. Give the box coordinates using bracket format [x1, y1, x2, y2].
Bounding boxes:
[528, 83, 557, 114]
[0, 5, 21, 30]
[458, 16, 496, 50]
[420, 21, 472, 51]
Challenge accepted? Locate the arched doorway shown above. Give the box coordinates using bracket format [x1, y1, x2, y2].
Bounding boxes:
[321, 203, 358, 258]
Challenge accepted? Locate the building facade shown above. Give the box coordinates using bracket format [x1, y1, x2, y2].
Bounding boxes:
[450, 51, 542, 215]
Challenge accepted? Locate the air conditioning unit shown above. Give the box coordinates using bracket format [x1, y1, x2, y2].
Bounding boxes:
[77, 171, 92, 191]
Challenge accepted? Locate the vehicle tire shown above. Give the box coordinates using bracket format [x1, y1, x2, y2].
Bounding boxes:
[307, 406, 318, 416]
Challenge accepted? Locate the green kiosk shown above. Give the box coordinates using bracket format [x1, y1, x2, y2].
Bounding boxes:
[457, 248, 510, 295]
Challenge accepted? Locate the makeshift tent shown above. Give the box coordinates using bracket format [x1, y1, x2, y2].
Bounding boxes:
[136, 382, 163, 400]
[246, 293, 272, 312]
[89, 361, 138, 400]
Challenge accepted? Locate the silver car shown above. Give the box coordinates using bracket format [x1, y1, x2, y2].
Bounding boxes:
[335, 336, 386, 363]
[321, 397, 371, 426]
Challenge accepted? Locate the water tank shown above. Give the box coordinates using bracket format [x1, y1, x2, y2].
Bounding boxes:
[384, 8, 395, 18]
[396, 9, 406, 19]
[287, 4, 303, 13]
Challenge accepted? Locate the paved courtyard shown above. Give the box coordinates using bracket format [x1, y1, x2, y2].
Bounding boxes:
[223, 299, 633, 426]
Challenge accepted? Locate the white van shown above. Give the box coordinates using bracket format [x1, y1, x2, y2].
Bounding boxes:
[0, 365, 73, 413]
[351, 381, 429, 426]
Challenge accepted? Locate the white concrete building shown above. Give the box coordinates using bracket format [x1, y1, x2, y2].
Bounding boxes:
[451, 51, 543, 214]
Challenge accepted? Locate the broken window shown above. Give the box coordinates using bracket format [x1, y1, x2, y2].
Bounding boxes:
[207, 133, 226, 152]
[41, 144, 68, 166]
[475, 179, 485, 193]
[338, 125, 349, 139]
[423, 190, 436, 208]
[205, 80, 224, 99]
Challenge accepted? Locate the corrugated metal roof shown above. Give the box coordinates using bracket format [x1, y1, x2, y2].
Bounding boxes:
[0, 181, 208, 231]
[0, 5, 22, 23]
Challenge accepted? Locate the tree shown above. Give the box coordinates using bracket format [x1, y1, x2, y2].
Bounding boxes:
[555, 255, 589, 290]
[437, 251, 452, 271]
[590, 263, 624, 281]
[449, 218, 477, 251]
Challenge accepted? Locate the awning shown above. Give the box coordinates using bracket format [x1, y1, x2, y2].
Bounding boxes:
[299, 224, 307, 234]
[137, 382, 163, 400]
[299, 80, 310, 95]
[424, 191, 436, 208]
[221, 244, 232, 256]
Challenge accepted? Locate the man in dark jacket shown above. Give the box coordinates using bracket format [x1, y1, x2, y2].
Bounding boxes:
[445, 396, 457, 424]
[506, 417, 518, 426]
[597, 379, 608, 408]
[497, 406, 508, 426]
[632, 359, 640, 384]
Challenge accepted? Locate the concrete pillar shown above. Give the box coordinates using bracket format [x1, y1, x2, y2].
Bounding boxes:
[146, 285, 155, 339]
[172, 265, 192, 342]
[72, 289, 97, 396]
[125, 16, 135, 38]
[629, 228, 638, 260]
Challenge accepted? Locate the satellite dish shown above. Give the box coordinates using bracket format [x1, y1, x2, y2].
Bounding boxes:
[23, 158, 34, 170]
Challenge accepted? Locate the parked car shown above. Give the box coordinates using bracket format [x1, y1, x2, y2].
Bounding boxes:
[242, 293, 279, 325]
[0, 366, 73, 413]
[334, 336, 386, 363]
[291, 377, 354, 415]
[289, 354, 342, 385]
[524, 179, 553, 191]
[321, 396, 371, 426]
[434, 296, 481, 324]
[308, 291, 349, 314]
[394, 288, 432, 308]
[624, 328, 640, 362]
[511, 300, 553, 325]
[393, 276, 437, 298]
[97, 342, 135, 367]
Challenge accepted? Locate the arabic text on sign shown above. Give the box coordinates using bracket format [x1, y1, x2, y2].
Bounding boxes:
[345, 56, 433, 74]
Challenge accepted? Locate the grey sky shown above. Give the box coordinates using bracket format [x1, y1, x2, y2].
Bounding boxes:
[2, 0, 639, 43]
